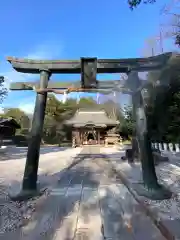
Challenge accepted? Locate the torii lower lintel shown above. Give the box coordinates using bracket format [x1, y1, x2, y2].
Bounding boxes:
[9, 80, 131, 91]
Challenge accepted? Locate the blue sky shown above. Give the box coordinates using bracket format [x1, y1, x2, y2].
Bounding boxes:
[0, 0, 177, 114]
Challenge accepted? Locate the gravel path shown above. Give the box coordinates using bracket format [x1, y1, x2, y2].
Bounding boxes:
[0, 147, 82, 237]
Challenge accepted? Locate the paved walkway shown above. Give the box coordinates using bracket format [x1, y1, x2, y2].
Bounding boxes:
[1, 146, 165, 240]
[101, 147, 180, 239]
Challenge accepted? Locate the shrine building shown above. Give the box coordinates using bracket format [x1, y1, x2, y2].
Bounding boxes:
[65, 109, 120, 147]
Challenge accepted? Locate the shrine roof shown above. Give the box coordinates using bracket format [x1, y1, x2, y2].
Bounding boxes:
[0, 117, 21, 128]
[65, 109, 119, 127]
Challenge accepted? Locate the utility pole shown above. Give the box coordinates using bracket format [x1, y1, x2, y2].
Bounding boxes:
[146, 38, 156, 56]
[151, 47, 155, 56]
[154, 28, 164, 54]
[159, 29, 164, 53]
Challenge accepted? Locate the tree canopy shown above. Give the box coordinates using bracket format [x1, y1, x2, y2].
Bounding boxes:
[146, 69, 180, 143]
[128, 0, 156, 9]
[0, 77, 7, 104]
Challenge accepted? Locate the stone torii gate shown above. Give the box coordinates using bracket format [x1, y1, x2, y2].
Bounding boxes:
[7, 53, 176, 201]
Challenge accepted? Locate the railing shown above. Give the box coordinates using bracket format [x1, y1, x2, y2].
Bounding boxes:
[151, 142, 180, 153]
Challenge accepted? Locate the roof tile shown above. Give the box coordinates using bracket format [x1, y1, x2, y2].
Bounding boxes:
[65, 109, 118, 127]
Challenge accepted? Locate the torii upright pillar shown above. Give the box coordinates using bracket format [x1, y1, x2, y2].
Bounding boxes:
[11, 70, 50, 200]
[127, 71, 171, 200]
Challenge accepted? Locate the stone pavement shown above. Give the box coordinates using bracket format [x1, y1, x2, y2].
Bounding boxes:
[1, 146, 166, 240]
[101, 147, 180, 239]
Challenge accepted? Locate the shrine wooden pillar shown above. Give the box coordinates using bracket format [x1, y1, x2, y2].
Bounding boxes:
[76, 129, 81, 146]
[72, 129, 76, 147]
[79, 129, 82, 146]
[74, 129, 78, 146]
[81, 129, 84, 145]
[97, 129, 100, 145]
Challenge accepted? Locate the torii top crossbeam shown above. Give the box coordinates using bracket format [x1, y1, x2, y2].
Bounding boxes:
[7, 52, 180, 94]
[7, 52, 176, 74]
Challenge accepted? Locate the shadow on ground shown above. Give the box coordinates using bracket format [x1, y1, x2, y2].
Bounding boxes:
[0, 148, 164, 240]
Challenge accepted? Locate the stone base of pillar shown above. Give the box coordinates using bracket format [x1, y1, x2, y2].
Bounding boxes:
[133, 183, 172, 200]
[9, 189, 44, 202]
